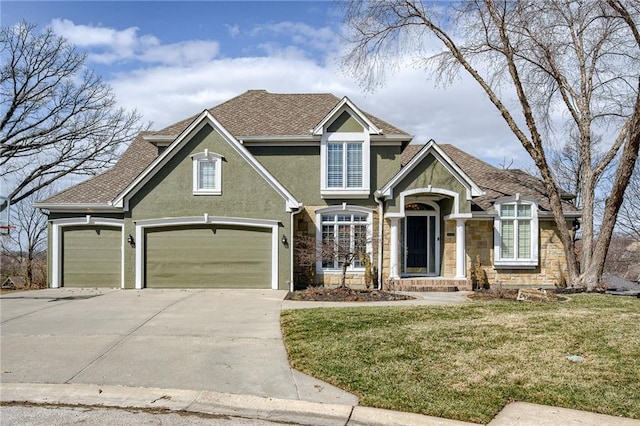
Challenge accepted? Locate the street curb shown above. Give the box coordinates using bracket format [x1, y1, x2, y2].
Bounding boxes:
[488, 401, 640, 426]
[0, 383, 475, 426]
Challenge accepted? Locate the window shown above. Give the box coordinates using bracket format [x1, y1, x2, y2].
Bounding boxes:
[321, 133, 370, 198]
[327, 142, 363, 188]
[192, 151, 222, 195]
[317, 209, 371, 271]
[494, 198, 538, 267]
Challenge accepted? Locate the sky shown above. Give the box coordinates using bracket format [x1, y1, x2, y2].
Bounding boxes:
[1, 0, 534, 172]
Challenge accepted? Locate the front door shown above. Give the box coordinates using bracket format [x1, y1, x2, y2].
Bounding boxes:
[404, 214, 438, 275]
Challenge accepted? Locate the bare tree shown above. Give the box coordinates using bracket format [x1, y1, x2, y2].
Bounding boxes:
[615, 161, 640, 242]
[0, 186, 52, 287]
[343, 0, 640, 290]
[0, 22, 145, 204]
[322, 224, 374, 289]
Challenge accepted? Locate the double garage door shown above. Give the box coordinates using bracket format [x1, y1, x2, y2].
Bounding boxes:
[145, 225, 271, 288]
[61, 225, 271, 288]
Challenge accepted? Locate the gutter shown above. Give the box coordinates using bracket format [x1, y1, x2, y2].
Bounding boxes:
[32, 202, 123, 213]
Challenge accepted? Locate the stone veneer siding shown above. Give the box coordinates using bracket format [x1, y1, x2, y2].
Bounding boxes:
[295, 208, 569, 289]
[293, 206, 380, 288]
[465, 219, 568, 288]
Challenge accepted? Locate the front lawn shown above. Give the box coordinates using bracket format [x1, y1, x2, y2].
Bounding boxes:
[281, 294, 640, 424]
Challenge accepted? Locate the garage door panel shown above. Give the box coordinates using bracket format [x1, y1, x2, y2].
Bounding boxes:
[145, 226, 271, 288]
[63, 226, 121, 287]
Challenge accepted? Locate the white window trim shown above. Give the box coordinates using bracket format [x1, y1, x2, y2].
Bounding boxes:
[493, 196, 539, 268]
[320, 132, 370, 198]
[315, 205, 373, 274]
[192, 150, 222, 195]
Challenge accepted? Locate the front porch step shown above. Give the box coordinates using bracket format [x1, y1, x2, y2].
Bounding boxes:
[385, 277, 472, 292]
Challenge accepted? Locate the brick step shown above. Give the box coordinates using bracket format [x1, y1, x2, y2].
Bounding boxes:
[394, 285, 460, 292]
[385, 278, 472, 292]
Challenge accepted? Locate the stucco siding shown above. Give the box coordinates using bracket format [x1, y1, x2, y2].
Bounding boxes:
[125, 123, 291, 290]
[386, 154, 470, 214]
[249, 144, 402, 206]
[327, 111, 363, 132]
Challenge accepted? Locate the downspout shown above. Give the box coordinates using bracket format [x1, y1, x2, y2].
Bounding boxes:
[374, 192, 385, 290]
[290, 205, 304, 293]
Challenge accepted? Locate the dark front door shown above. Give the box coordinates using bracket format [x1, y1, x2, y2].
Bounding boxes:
[406, 216, 428, 272]
[405, 215, 437, 275]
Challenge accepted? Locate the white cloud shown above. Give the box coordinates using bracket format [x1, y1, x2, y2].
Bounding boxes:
[57, 19, 533, 169]
[49, 19, 219, 66]
[225, 24, 240, 38]
[251, 21, 339, 52]
[109, 54, 532, 168]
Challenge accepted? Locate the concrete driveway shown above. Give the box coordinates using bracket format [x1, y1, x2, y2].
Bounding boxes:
[0, 288, 356, 404]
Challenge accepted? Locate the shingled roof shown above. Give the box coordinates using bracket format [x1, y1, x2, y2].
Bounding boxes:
[155, 90, 409, 137]
[401, 143, 577, 213]
[42, 132, 158, 204]
[41, 91, 409, 206]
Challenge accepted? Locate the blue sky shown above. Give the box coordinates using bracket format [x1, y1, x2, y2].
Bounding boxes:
[1, 1, 531, 169]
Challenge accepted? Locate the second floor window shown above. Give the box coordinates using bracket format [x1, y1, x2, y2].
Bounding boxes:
[192, 151, 222, 195]
[327, 142, 363, 188]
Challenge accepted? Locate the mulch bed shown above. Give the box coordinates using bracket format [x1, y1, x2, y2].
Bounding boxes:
[287, 287, 416, 302]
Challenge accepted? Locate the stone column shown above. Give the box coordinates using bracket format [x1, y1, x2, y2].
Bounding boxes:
[390, 217, 400, 279]
[455, 218, 466, 278]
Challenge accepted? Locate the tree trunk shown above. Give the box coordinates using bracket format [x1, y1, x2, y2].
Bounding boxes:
[578, 83, 640, 291]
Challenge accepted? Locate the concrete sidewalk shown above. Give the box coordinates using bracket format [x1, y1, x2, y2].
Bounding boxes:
[2, 383, 639, 426]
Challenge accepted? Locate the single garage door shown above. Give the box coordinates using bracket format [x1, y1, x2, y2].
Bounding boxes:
[145, 225, 271, 288]
[62, 225, 121, 287]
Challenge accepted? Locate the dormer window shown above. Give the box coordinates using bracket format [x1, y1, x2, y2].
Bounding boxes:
[327, 142, 362, 188]
[316, 101, 380, 199]
[192, 150, 222, 195]
[320, 133, 370, 198]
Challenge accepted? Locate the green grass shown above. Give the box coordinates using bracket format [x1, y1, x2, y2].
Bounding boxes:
[281, 294, 640, 424]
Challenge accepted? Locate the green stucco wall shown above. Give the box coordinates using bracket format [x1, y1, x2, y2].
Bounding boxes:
[327, 111, 363, 132]
[125, 123, 291, 290]
[249, 144, 402, 206]
[386, 154, 470, 215]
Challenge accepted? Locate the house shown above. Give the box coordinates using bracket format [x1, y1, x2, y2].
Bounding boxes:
[1, 276, 26, 290]
[35, 90, 579, 291]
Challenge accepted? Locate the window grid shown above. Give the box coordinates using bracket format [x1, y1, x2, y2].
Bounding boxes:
[198, 160, 216, 190]
[320, 213, 368, 270]
[499, 202, 533, 260]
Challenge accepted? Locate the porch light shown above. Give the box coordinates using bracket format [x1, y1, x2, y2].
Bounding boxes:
[127, 234, 135, 247]
[281, 235, 288, 246]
